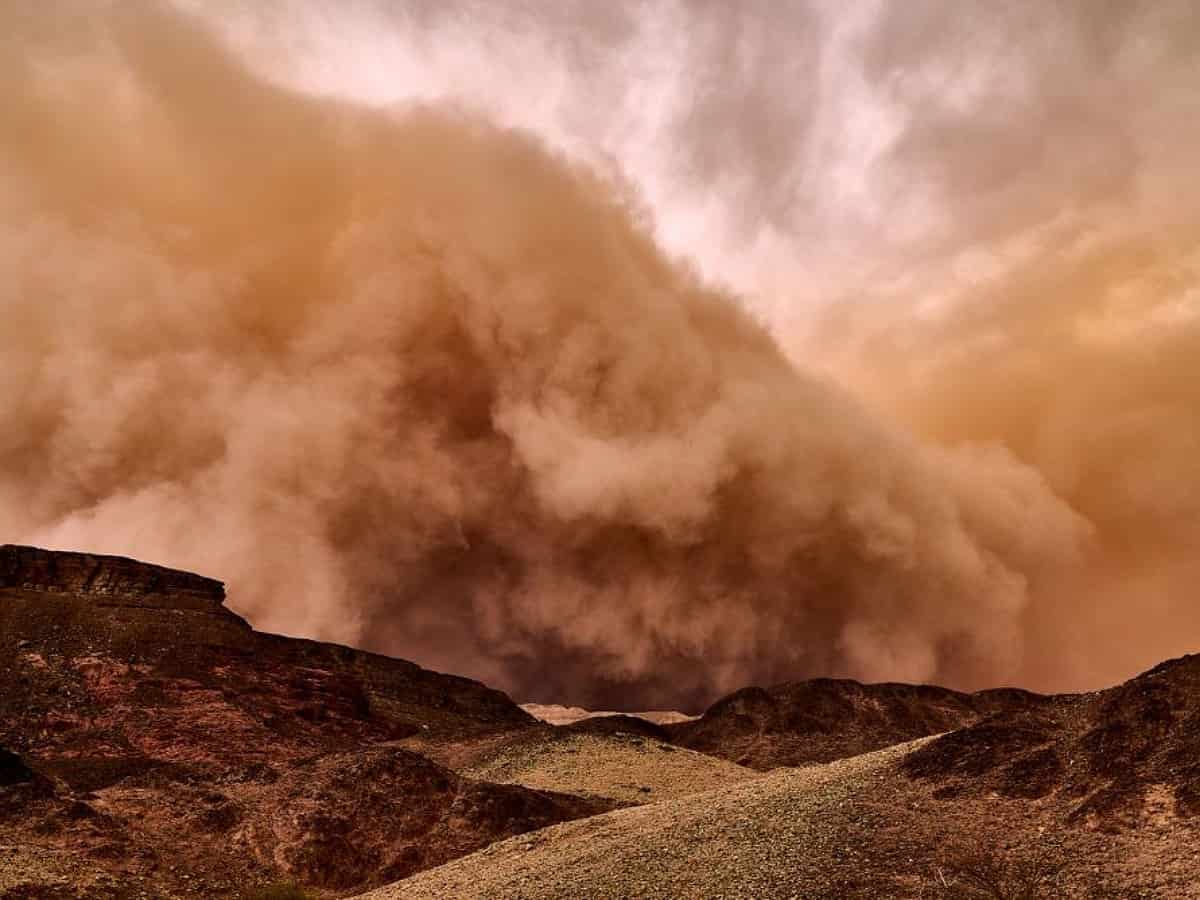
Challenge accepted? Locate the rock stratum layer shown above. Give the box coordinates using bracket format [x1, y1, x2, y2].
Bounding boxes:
[1, 544, 227, 610]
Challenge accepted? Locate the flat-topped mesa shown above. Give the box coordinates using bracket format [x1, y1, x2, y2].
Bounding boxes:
[1, 544, 534, 769]
[0, 544, 227, 615]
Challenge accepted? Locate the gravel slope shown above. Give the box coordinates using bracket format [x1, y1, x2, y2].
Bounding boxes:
[460, 730, 757, 803]
[521, 705, 696, 726]
[358, 739, 924, 900]
[361, 724, 1200, 900]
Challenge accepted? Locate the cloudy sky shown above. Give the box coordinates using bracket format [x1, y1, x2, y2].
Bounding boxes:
[3, 2, 1198, 707]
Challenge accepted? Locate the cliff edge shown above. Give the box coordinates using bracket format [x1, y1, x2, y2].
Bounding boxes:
[0, 543, 227, 613]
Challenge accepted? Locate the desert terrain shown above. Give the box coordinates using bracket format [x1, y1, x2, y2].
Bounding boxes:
[3, 545, 1199, 899]
[6, 3, 1200, 898]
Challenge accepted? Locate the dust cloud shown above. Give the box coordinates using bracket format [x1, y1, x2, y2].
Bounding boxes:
[1, 2, 1194, 709]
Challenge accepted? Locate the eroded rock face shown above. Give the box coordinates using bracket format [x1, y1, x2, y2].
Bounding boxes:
[0, 544, 226, 613]
[0, 544, 548, 896]
[0, 544, 253, 660]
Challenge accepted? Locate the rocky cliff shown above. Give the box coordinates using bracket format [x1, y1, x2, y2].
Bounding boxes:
[0, 543, 253, 658]
[0, 544, 550, 897]
[0, 544, 227, 612]
[0, 544, 532, 749]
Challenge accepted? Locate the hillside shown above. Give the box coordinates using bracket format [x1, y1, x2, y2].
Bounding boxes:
[0, 545, 608, 898]
[455, 729, 757, 804]
[665, 678, 1045, 769]
[358, 740, 928, 900]
[521, 704, 696, 726]
[902, 653, 1200, 827]
[360, 656, 1200, 899]
[7, 544, 1200, 898]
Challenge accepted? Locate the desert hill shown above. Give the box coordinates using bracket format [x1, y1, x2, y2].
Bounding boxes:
[358, 739, 925, 900]
[454, 729, 757, 804]
[523, 673, 1043, 776]
[663, 677, 1045, 770]
[902, 652, 1200, 827]
[360, 655, 1200, 899]
[6, 545, 1200, 898]
[0, 740, 616, 899]
[402, 711, 757, 806]
[520, 705, 696, 727]
[0, 545, 611, 897]
[0, 544, 530, 753]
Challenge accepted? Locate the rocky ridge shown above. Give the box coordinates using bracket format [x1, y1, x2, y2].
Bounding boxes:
[665, 677, 1046, 770]
[7, 544, 1200, 898]
[364, 655, 1200, 899]
[0, 545, 583, 898]
[1, 544, 231, 614]
[902, 652, 1200, 826]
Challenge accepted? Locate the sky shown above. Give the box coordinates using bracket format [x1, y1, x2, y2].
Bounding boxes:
[2, 1, 1198, 709]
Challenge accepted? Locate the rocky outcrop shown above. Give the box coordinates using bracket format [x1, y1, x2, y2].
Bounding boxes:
[0, 748, 34, 789]
[235, 748, 619, 890]
[0, 544, 252, 661]
[665, 678, 1043, 769]
[903, 653, 1200, 826]
[0, 544, 546, 897]
[0, 546, 532, 762]
[0, 544, 226, 613]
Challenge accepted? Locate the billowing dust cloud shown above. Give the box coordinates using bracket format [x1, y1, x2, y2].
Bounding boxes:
[0, 3, 1194, 709]
[804, 1, 1200, 696]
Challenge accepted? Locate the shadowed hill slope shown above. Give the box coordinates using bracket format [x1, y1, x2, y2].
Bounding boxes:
[665, 677, 1046, 769]
[903, 652, 1200, 827]
[0, 545, 620, 898]
[1, 544, 532, 778]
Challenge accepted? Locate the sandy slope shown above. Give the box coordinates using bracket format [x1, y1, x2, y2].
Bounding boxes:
[358, 739, 923, 900]
[358, 728, 1200, 900]
[521, 704, 697, 726]
[460, 730, 757, 804]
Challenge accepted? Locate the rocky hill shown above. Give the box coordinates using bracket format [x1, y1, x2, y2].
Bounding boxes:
[1, 544, 230, 611]
[902, 652, 1200, 827]
[0, 545, 607, 898]
[6, 544, 1200, 898]
[364, 657, 1200, 899]
[520, 704, 696, 726]
[0, 545, 531, 763]
[664, 677, 1045, 770]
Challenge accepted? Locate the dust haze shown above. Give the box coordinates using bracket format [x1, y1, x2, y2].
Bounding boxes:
[1, 2, 1195, 709]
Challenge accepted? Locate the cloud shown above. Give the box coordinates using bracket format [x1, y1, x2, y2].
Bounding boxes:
[2, 1, 1195, 709]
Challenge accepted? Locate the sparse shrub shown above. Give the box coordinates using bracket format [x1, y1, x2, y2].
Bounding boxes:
[240, 882, 312, 900]
[926, 836, 1065, 900]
